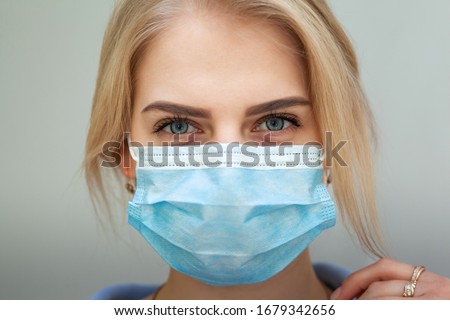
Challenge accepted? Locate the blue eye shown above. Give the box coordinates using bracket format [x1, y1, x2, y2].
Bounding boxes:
[153, 116, 201, 136]
[154, 118, 197, 134]
[253, 113, 301, 132]
[168, 121, 185, 134]
[257, 117, 293, 131]
[267, 117, 286, 131]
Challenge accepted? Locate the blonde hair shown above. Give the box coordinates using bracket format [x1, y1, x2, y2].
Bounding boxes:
[85, 0, 386, 257]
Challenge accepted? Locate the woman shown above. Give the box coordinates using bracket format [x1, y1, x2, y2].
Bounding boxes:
[85, 0, 450, 299]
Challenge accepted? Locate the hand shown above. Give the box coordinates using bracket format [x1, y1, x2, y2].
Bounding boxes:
[330, 258, 450, 300]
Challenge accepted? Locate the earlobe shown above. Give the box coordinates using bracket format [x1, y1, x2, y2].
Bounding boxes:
[321, 152, 331, 186]
[125, 178, 136, 194]
[322, 168, 331, 187]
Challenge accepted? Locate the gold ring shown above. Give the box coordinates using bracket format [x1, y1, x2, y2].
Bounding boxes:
[403, 281, 416, 297]
[402, 266, 426, 297]
[410, 266, 426, 283]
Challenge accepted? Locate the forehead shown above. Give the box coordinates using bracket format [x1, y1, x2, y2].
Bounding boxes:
[134, 12, 308, 109]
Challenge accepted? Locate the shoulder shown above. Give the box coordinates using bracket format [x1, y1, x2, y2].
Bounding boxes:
[90, 283, 159, 300]
[313, 262, 351, 291]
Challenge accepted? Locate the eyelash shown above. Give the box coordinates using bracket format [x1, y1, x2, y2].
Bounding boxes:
[152, 112, 302, 134]
[253, 112, 302, 130]
[153, 115, 197, 134]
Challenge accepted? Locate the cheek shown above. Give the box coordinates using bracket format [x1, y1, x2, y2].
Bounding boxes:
[249, 125, 299, 143]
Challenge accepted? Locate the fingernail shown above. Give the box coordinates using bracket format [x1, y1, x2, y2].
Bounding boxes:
[330, 287, 341, 300]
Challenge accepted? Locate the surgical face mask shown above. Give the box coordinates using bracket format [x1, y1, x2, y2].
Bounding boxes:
[127, 143, 336, 286]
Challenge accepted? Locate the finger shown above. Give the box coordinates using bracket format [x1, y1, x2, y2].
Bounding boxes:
[358, 280, 406, 300]
[356, 280, 427, 300]
[367, 296, 411, 300]
[331, 258, 416, 300]
[364, 294, 431, 300]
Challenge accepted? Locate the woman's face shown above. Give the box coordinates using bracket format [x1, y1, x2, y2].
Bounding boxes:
[131, 12, 320, 148]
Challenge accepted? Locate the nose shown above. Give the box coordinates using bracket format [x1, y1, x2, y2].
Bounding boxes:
[209, 122, 246, 144]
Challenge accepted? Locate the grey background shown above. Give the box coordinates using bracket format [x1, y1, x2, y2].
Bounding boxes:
[0, 0, 449, 299]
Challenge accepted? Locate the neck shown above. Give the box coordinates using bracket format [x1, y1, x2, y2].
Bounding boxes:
[149, 249, 331, 300]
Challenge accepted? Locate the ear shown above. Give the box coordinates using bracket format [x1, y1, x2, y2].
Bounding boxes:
[120, 144, 136, 179]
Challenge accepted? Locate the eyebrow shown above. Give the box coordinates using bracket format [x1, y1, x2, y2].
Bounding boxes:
[142, 101, 211, 118]
[141, 96, 310, 118]
[245, 97, 310, 116]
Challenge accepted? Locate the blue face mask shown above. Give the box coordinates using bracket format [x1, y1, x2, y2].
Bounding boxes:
[128, 143, 336, 286]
